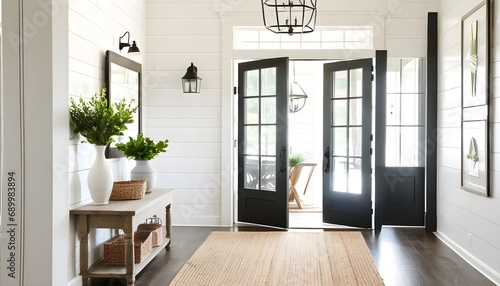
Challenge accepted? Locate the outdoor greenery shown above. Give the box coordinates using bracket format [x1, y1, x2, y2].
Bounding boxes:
[289, 153, 305, 167]
[116, 133, 169, 160]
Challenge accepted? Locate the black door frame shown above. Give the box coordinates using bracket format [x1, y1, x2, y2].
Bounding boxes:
[237, 57, 289, 229]
[322, 58, 373, 229]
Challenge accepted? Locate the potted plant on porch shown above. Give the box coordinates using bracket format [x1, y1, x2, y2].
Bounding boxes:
[70, 88, 137, 205]
[116, 133, 169, 192]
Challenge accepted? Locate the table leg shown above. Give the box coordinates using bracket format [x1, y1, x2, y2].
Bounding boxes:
[166, 204, 172, 251]
[124, 216, 135, 285]
[79, 215, 89, 286]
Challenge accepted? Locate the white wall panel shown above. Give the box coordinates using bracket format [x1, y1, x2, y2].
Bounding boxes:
[437, 0, 500, 282]
[68, 0, 147, 283]
[437, 87, 461, 110]
[437, 127, 461, 148]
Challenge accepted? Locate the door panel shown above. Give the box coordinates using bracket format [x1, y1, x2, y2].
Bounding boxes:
[375, 57, 425, 226]
[238, 58, 289, 229]
[323, 59, 373, 229]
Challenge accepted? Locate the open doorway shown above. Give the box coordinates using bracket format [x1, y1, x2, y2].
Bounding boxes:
[287, 60, 326, 228]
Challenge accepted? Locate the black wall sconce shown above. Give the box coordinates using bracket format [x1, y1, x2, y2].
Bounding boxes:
[119, 31, 140, 53]
[182, 63, 202, 93]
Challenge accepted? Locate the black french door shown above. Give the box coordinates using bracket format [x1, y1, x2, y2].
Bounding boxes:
[237, 57, 289, 229]
[323, 59, 373, 228]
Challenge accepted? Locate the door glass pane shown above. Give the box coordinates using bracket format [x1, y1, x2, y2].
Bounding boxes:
[332, 127, 347, 156]
[333, 71, 348, 98]
[244, 156, 259, 190]
[349, 127, 362, 156]
[332, 157, 347, 193]
[386, 58, 424, 167]
[261, 67, 276, 96]
[400, 127, 424, 166]
[261, 157, 276, 191]
[401, 93, 423, 125]
[332, 100, 347, 126]
[261, 126, 276, 155]
[401, 59, 420, 93]
[349, 98, 362, 125]
[348, 158, 362, 194]
[261, 97, 276, 124]
[244, 126, 259, 155]
[246, 70, 259, 97]
[245, 98, 259, 124]
[350, 68, 363, 98]
[386, 127, 400, 166]
[386, 93, 400, 125]
[387, 59, 401, 93]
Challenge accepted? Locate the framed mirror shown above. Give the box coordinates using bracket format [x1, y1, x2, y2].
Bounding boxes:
[105, 50, 142, 158]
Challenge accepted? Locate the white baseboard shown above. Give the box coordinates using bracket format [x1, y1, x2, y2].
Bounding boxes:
[68, 276, 82, 286]
[434, 231, 500, 285]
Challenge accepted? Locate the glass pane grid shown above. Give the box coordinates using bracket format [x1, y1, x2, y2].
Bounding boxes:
[234, 26, 373, 50]
[385, 58, 425, 167]
[243, 66, 278, 192]
[330, 66, 365, 195]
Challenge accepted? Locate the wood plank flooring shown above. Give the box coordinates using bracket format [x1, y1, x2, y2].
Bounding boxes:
[90, 226, 494, 286]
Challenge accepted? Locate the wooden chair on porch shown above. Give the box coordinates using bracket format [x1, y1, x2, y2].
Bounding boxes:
[289, 163, 317, 209]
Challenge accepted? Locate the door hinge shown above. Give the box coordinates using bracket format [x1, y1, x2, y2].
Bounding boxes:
[370, 148, 373, 155]
[234, 86, 238, 95]
[371, 208, 373, 215]
[371, 74, 374, 81]
[370, 134, 373, 141]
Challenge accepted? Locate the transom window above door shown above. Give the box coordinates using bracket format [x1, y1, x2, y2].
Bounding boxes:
[234, 26, 373, 50]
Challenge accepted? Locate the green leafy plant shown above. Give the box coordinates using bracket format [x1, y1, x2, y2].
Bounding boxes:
[116, 133, 169, 160]
[289, 153, 305, 167]
[70, 88, 137, 146]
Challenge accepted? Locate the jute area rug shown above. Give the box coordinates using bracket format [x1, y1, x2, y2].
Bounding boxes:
[170, 231, 384, 286]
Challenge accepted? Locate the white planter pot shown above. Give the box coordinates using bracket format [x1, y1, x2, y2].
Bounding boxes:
[131, 160, 157, 192]
[87, 145, 114, 205]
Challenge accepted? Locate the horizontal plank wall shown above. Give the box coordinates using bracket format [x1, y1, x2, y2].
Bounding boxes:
[67, 0, 146, 285]
[145, 0, 437, 227]
[436, 0, 500, 283]
[145, 0, 222, 226]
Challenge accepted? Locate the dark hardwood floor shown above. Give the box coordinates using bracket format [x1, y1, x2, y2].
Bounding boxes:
[91, 226, 494, 286]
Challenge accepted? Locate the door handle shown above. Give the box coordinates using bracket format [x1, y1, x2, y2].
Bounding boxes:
[324, 146, 330, 173]
[280, 146, 286, 173]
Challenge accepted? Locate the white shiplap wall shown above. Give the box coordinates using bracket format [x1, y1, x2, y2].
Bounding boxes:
[145, 0, 436, 227]
[436, 0, 500, 283]
[146, 1, 223, 226]
[68, 0, 146, 284]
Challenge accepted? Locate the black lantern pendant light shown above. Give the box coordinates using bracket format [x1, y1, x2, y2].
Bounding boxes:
[182, 63, 202, 93]
[289, 61, 308, 113]
[261, 0, 318, 36]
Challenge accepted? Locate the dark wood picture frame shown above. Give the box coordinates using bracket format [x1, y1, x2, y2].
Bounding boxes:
[461, 0, 490, 196]
[105, 50, 142, 158]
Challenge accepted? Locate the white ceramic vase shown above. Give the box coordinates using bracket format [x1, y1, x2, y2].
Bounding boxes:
[131, 160, 157, 192]
[87, 145, 114, 205]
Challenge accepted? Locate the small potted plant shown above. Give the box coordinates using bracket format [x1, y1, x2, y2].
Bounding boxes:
[70, 88, 137, 204]
[289, 153, 305, 169]
[116, 133, 169, 192]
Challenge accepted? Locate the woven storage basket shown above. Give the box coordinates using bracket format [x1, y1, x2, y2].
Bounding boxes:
[103, 231, 153, 264]
[137, 215, 163, 247]
[109, 180, 147, 200]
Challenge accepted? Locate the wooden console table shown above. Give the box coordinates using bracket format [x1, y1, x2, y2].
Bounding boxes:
[70, 188, 175, 286]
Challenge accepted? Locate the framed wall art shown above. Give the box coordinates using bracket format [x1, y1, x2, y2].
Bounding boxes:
[461, 0, 490, 196]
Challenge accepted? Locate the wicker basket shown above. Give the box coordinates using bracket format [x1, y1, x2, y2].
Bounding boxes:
[137, 215, 163, 247]
[109, 180, 147, 200]
[103, 231, 153, 264]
